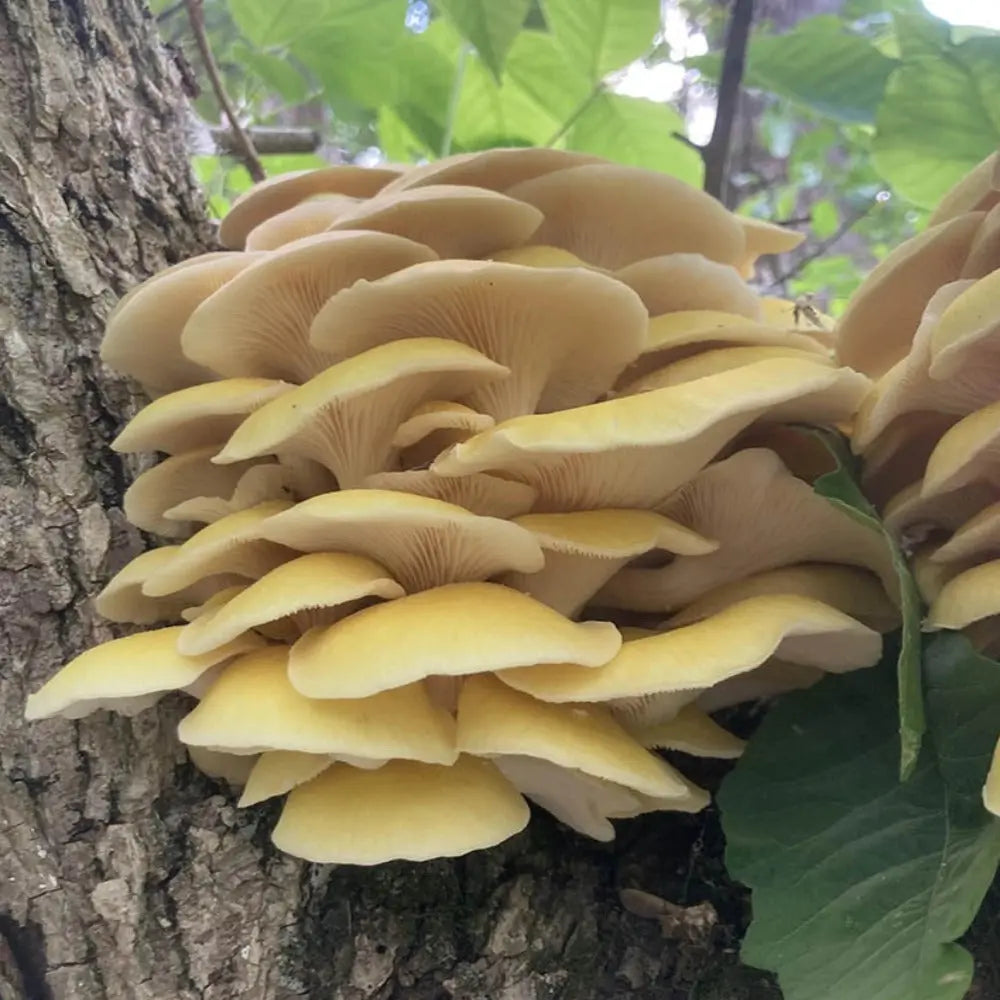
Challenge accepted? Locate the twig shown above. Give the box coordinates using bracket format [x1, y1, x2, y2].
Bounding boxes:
[765, 199, 878, 290]
[701, 0, 754, 204]
[184, 0, 265, 183]
[210, 126, 321, 156]
[441, 43, 471, 158]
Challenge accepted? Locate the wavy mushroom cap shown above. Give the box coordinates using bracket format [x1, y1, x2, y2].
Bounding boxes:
[962, 203, 1000, 278]
[258, 489, 543, 592]
[325, 185, 543, 259]
[101, 252, 263, 393]
[163, 463, 294, 527]
[918, 400, 1000, 504]
[112, 378, 293, 455]
[928, 267, 1000, 380]
[627, 703, 746, 759]
[176, 552, 405, 655]
[213, 338, 509, 487]
[491, 245, 593, 268]
[24, 627, 261, 721]
[506, 164, 746, 270]
[182, 231, 438, 383]
[362, 469, 536, 518]
[926, 560, 1000, 630]
[310, 259, 648, 420]
[737, 216, 806, 276]
[597, 449, 897, 612]
[503, 509, 717, 618]
[835, 212, 983, 377]
[218, 165, 401, 249]
[496, 593, 881, 703]
[695, 658, 826, 713]
[239, 750, 335, 807]
[432, 358, 870, 511]
[243, 194, 362, 251]
[271, 755, 530, 865]
[288, 581, 621, 699]
[178, 646, 456, 763]
[392, 401, 494, 467]
[615, 254, 762, 320]
[931, 501, 1000, 566]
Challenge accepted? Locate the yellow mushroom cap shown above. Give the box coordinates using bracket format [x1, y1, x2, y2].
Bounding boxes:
[243, 194, 361, 252]
[920, 400, 1000, 501]
[962, 203, 1000, 279]
[123, 447, 276, 539]
[432, 358, 870, 511]
[325, 185, 543, 259]
[186, 747, 257, 787]
[393, 401, 493, 450]
[178, 645, 456, 763]
[362, 469, 536, 518]
[928, 150, 1000, 227]
[239, 750, 334, 807]
[111, 378, 293, 455]
[597, 449, 897, 613]
[931, 500, 1000, 566]
[213, 337, 509, 487]
[182, 231, 440, 383]
[506, 164, 746, 270]
[926, 559, 1000, 630]
[835, 212, 983, 377]
[456, 674, 690, 799]
[101, 252, 264, 393]
[218, 164, 401, 249]
[24, 627, 261, 721]
[928, 268, 1000, 380]
[141, 501, 296, 596]
[271, 755, 530, 864]
[497, 593, 881, 703]
[288, 581, 621, 699]
[737, 216, 806, 276]
[695, 659, 826, 713]
[491, 245, 592, 268]
[163, 463, 294, 527]
[310, 259, 648, 421]
[380, 147, 604, 194]
[504, 509, 717, 618]
[983, 737, 1000, 817]
[628, 703, 746, 759]
[176, 552, 405, 655]
[258, 489, 543, 591]
[615, 254, 762, 320]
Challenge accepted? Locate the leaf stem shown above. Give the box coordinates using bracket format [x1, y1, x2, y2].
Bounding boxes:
[441, 43, 471, 158]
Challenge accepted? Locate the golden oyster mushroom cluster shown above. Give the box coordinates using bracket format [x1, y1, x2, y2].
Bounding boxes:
[27, 148, 898, 865]
[839, 150, 1000, 812]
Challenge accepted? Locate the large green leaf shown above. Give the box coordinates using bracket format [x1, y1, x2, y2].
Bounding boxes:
[567, 93, 703, 186]
[720, 634, 1000, 1000]
[504, 30, 593, 126]
[807, 427, 924, 777]
[872, 21, 1000, 208]
[540, 0, 660, 81]
[435, 0, 531, 81]
[690, 16, 898, 124]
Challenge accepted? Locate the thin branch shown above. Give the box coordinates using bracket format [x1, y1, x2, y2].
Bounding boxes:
[441, 44, 471, 158]
[184, 0, 265, 183]
[702, 0, 755, 204]
[210, 126, 321, 156]
[765, 199, 878, 291]
[671, 131, 702, 152]
[545, 83, 604, 148]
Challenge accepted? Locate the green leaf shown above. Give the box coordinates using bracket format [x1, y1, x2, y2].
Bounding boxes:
[567, 93, 704, 186]
[504, 29, 593, 125]
[540, 0, 661, 81]
[805, 427, 924, 777]
[720, 637, 1000, 1000]
[872, 27, 1000, 208]
[435, 0, 531, 81]
[229, 43, 311, 105]
[376, 105, 432, 162]
[690, 16, 898, 124]
[811, 198, 839, 238]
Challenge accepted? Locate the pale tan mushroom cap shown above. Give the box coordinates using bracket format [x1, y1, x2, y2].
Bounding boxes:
[491, 245, 593, 268]
[310, 259, 648, 420]
[243, 195, 362, 251]
[928, 150, 1000, 227]
[178, 645, 457, 763]
[271, 755, 530, 864]
[432, 358, 869, 511]
[928, 267, 1000, 380]
[176, 551, 405, 655]
[24, 627, 262, 721]
[962, 203, 1000, 278]
[931, 500, 1000, 566]
[218, 165, 401, 249]
[257, 489, 544, 591]
[629, 703, 746, 759]
[926, 560, 1000, 630]
[392, 401, 494, 450]
[239, 750, 333, 807]
[326, 185, 543, 259]
[182, 231, 439, 383]
[288, 581, 622, 699]
[920, 400, 1000, 499]
[738, 216, 806, 269]
[213, 337, 509, 486]
[101, 253, 264, 393]
[497, 593, 881, 703]
[111, 378, 293, 454]
[456, 675, 690, 799]
[362, 470, 537, 518]
[506, 164, 746, 270]
[186, 747, 257, 786]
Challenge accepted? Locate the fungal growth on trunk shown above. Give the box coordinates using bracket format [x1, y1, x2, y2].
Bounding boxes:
[26, 149, 900, 865]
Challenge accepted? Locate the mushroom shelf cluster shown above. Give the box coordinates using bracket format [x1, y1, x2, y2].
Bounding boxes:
[27, 148, 900, 865]
[839, 150, 1000, 813]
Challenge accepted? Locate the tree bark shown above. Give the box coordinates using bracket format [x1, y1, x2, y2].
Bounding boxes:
[0, 3, 778, 998]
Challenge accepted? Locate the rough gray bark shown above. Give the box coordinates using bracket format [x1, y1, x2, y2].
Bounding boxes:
[0, 3, 780, 998]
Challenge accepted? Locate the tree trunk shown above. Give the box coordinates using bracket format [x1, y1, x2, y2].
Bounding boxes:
[0, 4, 769, 999]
